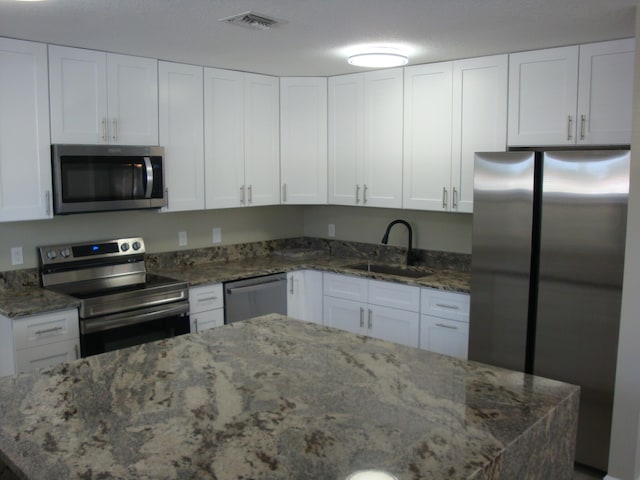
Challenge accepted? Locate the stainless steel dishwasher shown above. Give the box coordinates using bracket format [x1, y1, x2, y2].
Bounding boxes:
[224, 273, 287, 324]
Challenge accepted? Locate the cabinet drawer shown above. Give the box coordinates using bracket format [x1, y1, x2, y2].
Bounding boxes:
[13, 309, 79, 350]
[421, 289, 470, 323]
[369, 279, 420, 312]
[323, 273, 368, 302]
[15, 338, 80, 374]
[191, 309, 224, 333]
[420, 315, 469, 360]
[189, 284, 224, 313]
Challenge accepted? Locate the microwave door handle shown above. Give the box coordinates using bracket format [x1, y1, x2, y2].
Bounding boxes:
[143, 156, 153, 198]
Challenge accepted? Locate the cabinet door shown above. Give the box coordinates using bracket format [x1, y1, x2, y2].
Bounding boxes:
[244, 73, 280, 206]
[328, 73, 363, 206]
[287, 271, 305, 320]
[403, 62, 453, 210]
[0, 38, 52, 222]
[288, 270, 324, 325]
[508, 46, 579, 146]
[49, 45, 108, 144]
[0, 315, 15, 377]
[323, 273, 368, 303]
[107, 53, 158, 145]
[362, 68, 403, 208]
[189, 284, 224, 314]
[577, 39, 635, 145]
[280, 77, 328, 205]
[15, 338, 80, 374]
[159, 61, 205, 212]
[323, 296, 366, 336]
[420, 315, 469, 360]
[452, 55, 508, 213]
[368, 305, 419, 348]
[421, 288, 470, 323]
[13, 309, 79, 349]
[204, 67, 245, 208]
[368, 279, 420, 312]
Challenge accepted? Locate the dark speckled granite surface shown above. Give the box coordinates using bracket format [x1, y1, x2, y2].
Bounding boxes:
[0, 315, 578, 480]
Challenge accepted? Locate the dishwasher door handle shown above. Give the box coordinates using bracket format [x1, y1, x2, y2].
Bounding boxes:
[226, 278, 285, 295]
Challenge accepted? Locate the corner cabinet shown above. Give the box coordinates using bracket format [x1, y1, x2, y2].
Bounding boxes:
[403, 55, 507, 213]
[49, 45, 158, 145]
[0, 38, 53, 222]
[286, 270, 323, 324]
[328, 68, 403, 208]
[508, 38, 634, 146]
[204, 68, 280, 209]
[280, 77, 328, 205]
[159, 61, 205, 212]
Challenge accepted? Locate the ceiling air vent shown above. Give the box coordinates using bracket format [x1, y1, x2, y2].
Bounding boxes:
[219, 11, 278, 30]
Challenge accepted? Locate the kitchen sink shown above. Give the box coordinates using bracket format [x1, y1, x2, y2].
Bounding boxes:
[345, 263, 434, 278]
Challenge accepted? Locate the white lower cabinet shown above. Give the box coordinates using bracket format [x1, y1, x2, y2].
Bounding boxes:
[419, 288, 470, 359]
[189, 283, 224, 333]
[1, 308, 80, 377]
[322, 273, 420, 347]
[286, 270, 323, 325]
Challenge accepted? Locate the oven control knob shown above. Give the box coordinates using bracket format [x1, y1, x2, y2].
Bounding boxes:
[121, 243, 130, 252]
[46, 250, 57, 260]
[59, 248, 71, 258]
[132, 241, 141, 251]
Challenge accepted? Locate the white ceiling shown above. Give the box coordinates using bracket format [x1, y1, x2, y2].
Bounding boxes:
[0, 0, 636, 76]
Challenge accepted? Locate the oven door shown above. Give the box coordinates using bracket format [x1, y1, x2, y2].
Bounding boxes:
[80, 301, 190, 357]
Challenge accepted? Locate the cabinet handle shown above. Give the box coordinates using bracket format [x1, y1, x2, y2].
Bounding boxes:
[436, 323, 458, 330]
[282, 183, 287, 202]
[289, 277, 295, 295]
[363, 184, 368, 204]
[442, 187, 448, 209]
[452, 187, 458, 209]
[74, 344, 79, 359]
[248, 185, 253, 204]
[197, 296, 218, 302]
[194, 319, 199, 333]
[355, 185, 361, 204]
[240, 185, 246, 205]
[112, 118, 118, 141]
[580, 114, 586, 140]
[164, 188, 169, 208]
[34, 326, 63, 335]
[567, 115, 573, 141]
[435, 303, 459, 310]
[45, 190, 51, 216]
[101, 118, 107, 142]
[359, 307, 365, 328]
[368, 309, 373, 329]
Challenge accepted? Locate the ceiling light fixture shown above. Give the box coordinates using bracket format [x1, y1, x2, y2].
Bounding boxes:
[345, 469, 398, 480]
[347, 47, 408, 68]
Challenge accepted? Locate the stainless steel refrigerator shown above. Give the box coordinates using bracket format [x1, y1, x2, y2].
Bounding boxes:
[469, 149, 630, 471]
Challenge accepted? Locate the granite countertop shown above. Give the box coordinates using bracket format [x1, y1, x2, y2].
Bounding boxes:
[0, 254, 470, 319]
[0, 315, 578, 480]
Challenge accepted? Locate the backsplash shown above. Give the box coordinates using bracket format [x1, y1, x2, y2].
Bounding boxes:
[0, 237, 470, 292]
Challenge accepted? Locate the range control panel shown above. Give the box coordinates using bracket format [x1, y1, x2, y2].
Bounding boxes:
[39, 237, 146, 265]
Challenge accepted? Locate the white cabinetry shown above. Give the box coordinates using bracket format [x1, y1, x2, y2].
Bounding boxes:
[159, 61, 205, 212]
[323, 273, 420, 347]
[49, 45, 158, 145]
[328, 68, 403, 208]
[420, 289, 470, 359]
[0, 38, 52, 222]
[189, 284, 224, 333]
[508, 39, 634, 146]
[286, 270, 323, 324]
[204, 68, 279, 209]
[404, 55, 507, 212]
[0, 309, 80, 377]
[280, 78, 327, 205]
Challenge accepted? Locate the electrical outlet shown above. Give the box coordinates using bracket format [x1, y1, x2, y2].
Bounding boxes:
[212, 227, 222, 244]
[11, 247, 23, 265]
[328, 224, 335, 237]
[178, 231, 188, 247]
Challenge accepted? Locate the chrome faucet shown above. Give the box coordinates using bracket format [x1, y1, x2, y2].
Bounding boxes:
[381, 219, 414, 266]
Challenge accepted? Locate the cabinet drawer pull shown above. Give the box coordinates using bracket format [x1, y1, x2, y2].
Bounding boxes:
[248, 184, 253, 204]
[355, 184, 361, 204]
[196, 296, 218, 302]
[452, 187, 458, 209]
[368, 309, 373, 329]
[240, 185, 246, 205]
[112, 118, 118, 141]
[580, 114, 586, 140]
[436, 323, 458, 330]
[34, 326, 64, 335]
[101, 117, 107, 142]
[442, 187, 448, 209]
[435, 303, 459, 310]
[359, 307, 365, 328]
[567, 115, 573, 141]
[363, 184, 368, 204]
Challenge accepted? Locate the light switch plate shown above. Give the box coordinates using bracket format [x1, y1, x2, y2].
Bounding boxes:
[212, 227, 222, 244]
[178, 231, 188, 247]
[11, 247, 23, 265]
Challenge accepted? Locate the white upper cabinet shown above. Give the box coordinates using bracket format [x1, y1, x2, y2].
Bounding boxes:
[328, 68, 403, 208]
[577, 38, 635, 145]
[404, 55, 507, 213]
[159, 61, 205, 212]
[508, 39, 634, 146]
[0, 38, 52, 222]
[204, 68, 279, 209]
[280, 77, 328, 205]
[49, 45, 158, 145]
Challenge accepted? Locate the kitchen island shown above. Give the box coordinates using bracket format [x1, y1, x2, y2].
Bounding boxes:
[0, 315, 578, 480]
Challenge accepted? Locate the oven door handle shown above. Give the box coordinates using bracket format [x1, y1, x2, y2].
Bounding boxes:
[81, 301, 189, 335]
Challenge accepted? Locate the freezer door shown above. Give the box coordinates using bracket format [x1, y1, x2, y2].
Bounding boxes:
[536, 150, 629, 470]
[469, 151, 535, 371]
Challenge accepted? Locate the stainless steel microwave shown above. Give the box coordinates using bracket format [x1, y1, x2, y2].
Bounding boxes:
[51, 144, 166, 215]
